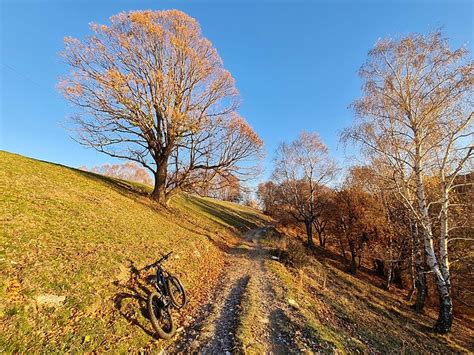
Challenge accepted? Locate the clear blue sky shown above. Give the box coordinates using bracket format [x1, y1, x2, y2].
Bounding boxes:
[1, 0, 472, 180]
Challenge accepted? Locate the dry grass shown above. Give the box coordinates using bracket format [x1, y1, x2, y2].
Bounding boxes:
[265, 239, 474, 354]
[0, 151, 268, 352]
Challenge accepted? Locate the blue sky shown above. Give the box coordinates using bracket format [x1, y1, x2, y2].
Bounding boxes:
[1, 0, 472, 181]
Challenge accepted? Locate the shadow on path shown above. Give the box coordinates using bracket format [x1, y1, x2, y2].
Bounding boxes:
[269, 308, 299, 354]
[203, 275, 251, 352]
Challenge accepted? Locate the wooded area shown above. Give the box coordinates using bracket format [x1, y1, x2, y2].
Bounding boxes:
[258, 32, 473, 333]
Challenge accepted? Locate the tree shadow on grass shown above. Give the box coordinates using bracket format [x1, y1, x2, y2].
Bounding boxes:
[73, 168, 152, 198]
[32, 158, 152, 201]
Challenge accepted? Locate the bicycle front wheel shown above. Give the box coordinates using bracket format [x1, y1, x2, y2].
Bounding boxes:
[167, 276, 187, 309]
[147, 292, 176, 339]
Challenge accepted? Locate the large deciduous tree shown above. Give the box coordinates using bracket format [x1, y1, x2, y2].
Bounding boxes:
[272, 131, 336, 248]
[59, 10, 263, 204]
[344, 31, 473, 333]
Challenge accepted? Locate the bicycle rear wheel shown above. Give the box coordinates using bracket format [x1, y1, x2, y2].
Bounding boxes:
[147, 292, 176, 339]
[167, 276, 187, 309]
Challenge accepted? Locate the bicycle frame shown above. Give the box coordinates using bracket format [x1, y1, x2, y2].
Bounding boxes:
[155, 265, 168, 295]
[142, 252, 175, 305]
[152, 263, 175, 308]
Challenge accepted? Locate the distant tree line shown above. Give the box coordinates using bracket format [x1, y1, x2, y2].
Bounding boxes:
[79, 162, 153, 186]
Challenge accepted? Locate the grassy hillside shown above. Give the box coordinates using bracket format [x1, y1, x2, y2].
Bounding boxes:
[0, 151, 270, 352]
[261, 236, 474, 353]
[2, 150, 473, 353]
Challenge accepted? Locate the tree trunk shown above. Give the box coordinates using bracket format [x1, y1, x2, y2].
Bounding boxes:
[434, 183, 453, 333]
[314, 220, 327, 249]
[349, 241, 357, 274]
[304, 220, 314, 248]
[415, 169, 453, 331]
[385, 262, 393, 290]
[393, 265, 403, 288]
[439, 185, 451, 291]
[407, 284, 415, 302]
[407, 223, 416, 301]
[151, 160, 169, 205]
[435, 293, 453, 333]
[413, 270, 427, 312]
[339, 238, 347, 262]
[350, 253, 357, 274]
[411, 220, 427, 311]
[317, 230, 326, 248]
[419, 211, 453, 331]
[374, 259, 385, 277]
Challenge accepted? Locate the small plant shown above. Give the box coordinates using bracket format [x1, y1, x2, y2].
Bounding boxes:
[5, 306, 20, 317]
[281, 238, 308, 269]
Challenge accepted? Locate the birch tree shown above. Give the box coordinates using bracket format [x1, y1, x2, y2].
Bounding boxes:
[344, 31, 473, 333]
[272, 132, 336, 247]
[59, 10, 263, 204]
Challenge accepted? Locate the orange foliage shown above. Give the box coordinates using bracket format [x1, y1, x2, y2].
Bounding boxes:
[59, 10, 262, 204]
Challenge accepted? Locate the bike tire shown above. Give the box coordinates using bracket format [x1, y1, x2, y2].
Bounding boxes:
[167, 276, 187, 309]
[147, 292, 176, 339]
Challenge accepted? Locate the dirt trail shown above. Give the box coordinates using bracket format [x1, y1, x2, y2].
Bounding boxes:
[166, 227, 314, 354]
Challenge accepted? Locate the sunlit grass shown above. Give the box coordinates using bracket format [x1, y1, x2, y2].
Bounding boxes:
[235, 275, 266, 354]
[0, 151, 268, 352]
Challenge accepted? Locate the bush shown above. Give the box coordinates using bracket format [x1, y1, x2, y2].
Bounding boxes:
[281, 237, 308, 269]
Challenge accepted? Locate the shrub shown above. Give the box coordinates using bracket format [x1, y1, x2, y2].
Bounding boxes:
[281, 237, 308, 269]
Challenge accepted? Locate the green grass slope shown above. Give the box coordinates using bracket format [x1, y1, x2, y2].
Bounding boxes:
[0, 151, 269, 352]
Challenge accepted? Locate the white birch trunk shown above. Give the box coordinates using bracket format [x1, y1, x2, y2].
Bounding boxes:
[415, 168, 453, 332]
[439, 183, 450, 290]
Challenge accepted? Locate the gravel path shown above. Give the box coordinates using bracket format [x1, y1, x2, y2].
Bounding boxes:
[165, 227, 309, 354]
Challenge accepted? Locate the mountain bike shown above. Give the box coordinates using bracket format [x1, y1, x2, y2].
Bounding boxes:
[141, 251, 187, 339]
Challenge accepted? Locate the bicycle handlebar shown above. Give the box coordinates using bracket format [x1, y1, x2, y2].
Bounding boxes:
[141, 251, 173, 272]
[158, 251, 173, 264]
